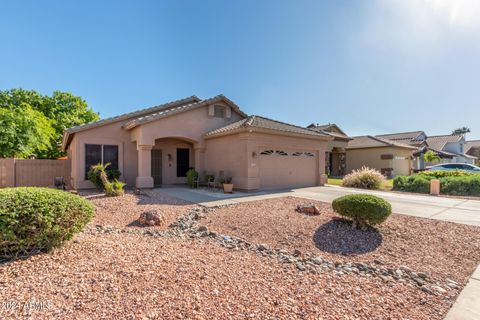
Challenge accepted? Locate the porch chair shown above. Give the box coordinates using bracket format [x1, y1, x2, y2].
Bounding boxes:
[208, 170, 224, 190]
[192, 171, 206, 188]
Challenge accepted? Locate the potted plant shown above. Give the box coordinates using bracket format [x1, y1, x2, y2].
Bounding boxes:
[221, 177, 233, 193]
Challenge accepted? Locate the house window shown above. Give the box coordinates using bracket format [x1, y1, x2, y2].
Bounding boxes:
[85, 144, 119, 179]
[214, 105, 226, 118]
[292, 152, 303, 157]
[275, 150, 288, 156]
[304, 152, 314, 157]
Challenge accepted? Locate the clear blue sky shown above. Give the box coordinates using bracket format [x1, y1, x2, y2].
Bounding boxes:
[1, 0, 479, 139]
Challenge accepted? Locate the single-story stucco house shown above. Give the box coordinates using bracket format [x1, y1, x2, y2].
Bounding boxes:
[346, 135, 417, 177]
[62, 95, 332, 190]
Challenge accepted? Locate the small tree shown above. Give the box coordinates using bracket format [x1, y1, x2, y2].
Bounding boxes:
[424, 150, 441, 164]
[452, 127, 470, 135]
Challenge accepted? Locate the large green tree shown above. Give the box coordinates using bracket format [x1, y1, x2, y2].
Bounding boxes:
[0, 89, 99, 158]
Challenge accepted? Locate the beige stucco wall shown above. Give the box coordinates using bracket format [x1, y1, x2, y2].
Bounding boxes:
[205, 131, 329, 190]
[346, 147, 413, 177]
[69, 120, 138, 189]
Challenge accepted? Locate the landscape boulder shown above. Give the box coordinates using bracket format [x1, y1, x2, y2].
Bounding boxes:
[138, 210, 165, 226]
[295, 204, 321, 215]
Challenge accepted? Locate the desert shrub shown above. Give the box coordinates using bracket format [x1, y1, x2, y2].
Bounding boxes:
[186, 168, 199, 187]
[0, 187, 94, 260]
[342, 166, 386, 190]
[332, 194, 392, 228]
[87, 163, 121, 189]
[441, 175, 480, 196]
[393, 175, 430, 193]
[104, 180, 126, 197]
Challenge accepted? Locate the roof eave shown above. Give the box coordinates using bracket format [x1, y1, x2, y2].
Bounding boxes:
[205, 126, 332, 141]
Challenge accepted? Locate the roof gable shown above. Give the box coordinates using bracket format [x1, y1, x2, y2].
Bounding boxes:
[123, 95, 247, 130]
[425, 134, 464, 152]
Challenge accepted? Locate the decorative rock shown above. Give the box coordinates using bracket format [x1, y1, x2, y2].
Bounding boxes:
[295, 204, 321, 215]
[312, 257, 323, 265]
[431, 285, 447, 294]
[296, 263, 306, 271]
[292, 249, 302, 257]
[417, 272, 428, 279]
[138, 210, 165, 226]
[257, 244, 270, 251]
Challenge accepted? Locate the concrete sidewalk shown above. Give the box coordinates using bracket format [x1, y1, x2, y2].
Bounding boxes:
[158, 185, 480, 226]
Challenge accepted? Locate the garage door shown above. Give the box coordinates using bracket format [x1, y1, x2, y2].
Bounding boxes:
[258, 149, 317, 189]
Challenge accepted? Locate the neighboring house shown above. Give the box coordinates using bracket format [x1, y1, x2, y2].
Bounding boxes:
[345, 136, 417, 177]
[62, 95, 332, 190]
[465, 140, 480, 165]
[376, 131, 477, 169]
[307, 123, 351, 177]
[421, 134, 476, 166]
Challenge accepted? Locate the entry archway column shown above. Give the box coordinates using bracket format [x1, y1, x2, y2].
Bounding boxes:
[136, 144, 154, 188]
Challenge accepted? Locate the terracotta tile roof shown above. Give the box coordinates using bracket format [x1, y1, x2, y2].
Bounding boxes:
[66, 95, 200, 134]
[376, 131, 425, 143]
[347, 135, 417, 150]
[466, 140, 480, 154]
[205, 115, 329, 139]
[425, 134, 463, 152]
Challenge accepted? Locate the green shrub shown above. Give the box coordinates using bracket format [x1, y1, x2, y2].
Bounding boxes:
[186, 168, 198, 187]
[419, 170, 474, 179]
[332, 194, 392, 228]
[394, 171, 480, 196]
[87, 163, 121, 189]
[342, 166, 386, 190]
[441, 175, 480, 196]
[393, 175, 430, 193]
[104, 180, 126, 197]
[0, 187, 94, 259]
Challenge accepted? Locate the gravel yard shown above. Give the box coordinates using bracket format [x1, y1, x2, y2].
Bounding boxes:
[81, 189, 194, 229]
[1, 231, 448, 320]
[201, 197, 480, 286]
[1, 191, 479, 319]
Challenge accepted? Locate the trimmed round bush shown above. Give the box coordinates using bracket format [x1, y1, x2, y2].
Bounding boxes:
[0, 187, 94, 259]
[342, 166, 386, 190]
[332, 194, 392, 227]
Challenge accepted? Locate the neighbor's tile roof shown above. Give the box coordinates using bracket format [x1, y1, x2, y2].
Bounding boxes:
[347, 135, 417, 150]
[205, 115, 329, 139]
[376, 131, 425, 143]
[425, 134, 463, 152]
[123, 95, 248, 129]
[466, 140, 480, 154]
[307, 123, 351, 140]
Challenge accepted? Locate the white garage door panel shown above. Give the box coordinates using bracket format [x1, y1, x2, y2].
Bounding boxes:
[259, 152, 317, 189]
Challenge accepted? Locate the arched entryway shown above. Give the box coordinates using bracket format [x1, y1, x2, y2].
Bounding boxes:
[151, 137, 196, 186]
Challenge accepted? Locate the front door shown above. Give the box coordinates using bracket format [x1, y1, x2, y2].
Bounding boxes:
[176, 148, 190, 177]
[151, 149, 162, 186]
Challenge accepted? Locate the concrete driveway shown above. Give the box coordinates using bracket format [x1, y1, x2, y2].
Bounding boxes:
[158, 185, 480, 227]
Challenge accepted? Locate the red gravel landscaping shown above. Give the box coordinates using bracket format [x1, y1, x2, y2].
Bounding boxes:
[201, 196, 480, 286]
[81, 190, 194, 229]
[1, 192, 479, 319]
[0, 232, 450, 320]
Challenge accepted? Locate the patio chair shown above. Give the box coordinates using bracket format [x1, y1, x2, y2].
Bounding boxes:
[207, 171, 224, 190]
[192, 171, 205, 188]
